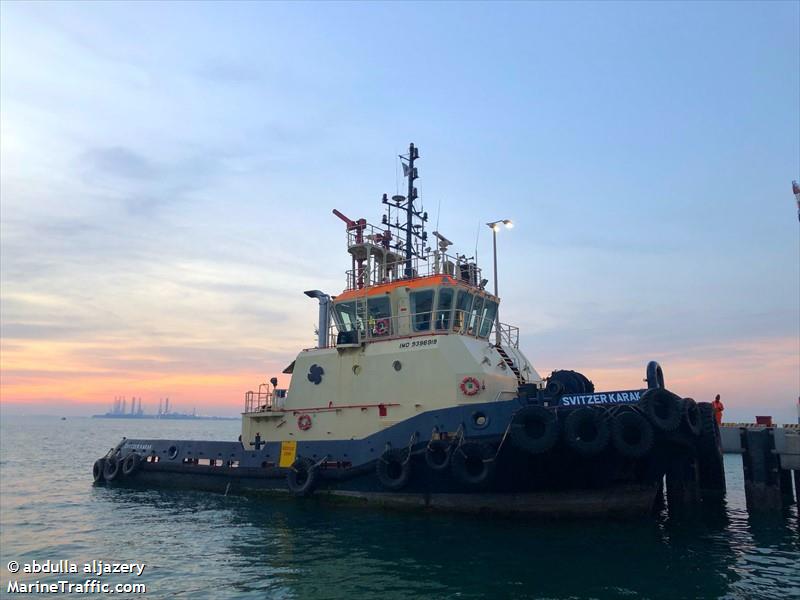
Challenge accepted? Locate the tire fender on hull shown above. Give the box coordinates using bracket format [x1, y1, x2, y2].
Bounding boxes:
[103, 455, 121, 481]
[682, 398, 702, 437]
[639, 388, 683, 432]
[509, 405, 559, 455]
[696, 403, 726, 493]
[376, 448, 412, 490]
[122, 453, 141, 477]
[450, 441, 496, 489]
[287, 457, 319, 496]
[564, 407, 610, 455]
[92, 458, 106, 483]
[424, 440, 451, 472]
[611, 409, 655, 458]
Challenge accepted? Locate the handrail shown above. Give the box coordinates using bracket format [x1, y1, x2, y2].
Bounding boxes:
[344, 252, 482, 291]
[243, 384, 288, 413]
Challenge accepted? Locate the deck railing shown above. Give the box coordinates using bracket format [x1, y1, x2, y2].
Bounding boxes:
[244, 383, 287, 413]
[344, 252, 482, 291]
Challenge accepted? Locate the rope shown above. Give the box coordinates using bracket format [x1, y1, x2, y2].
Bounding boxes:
[402, 432, 418, 465]
[490, 420, 514, 462]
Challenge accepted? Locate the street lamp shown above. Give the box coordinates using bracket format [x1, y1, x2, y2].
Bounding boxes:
[486, 219, 513, 345]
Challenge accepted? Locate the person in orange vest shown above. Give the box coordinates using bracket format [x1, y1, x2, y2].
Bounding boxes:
[712, 394, 724, 425]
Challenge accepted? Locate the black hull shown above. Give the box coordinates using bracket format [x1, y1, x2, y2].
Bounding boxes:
[110, 464, 660, 518]
[94, 392, 725, 518]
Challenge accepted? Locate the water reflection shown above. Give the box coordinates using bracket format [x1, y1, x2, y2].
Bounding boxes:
[3, 418, 798, 600]
[99, 484, 799, 600]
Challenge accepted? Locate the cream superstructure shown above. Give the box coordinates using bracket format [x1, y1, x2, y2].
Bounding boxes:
[240, 143, 542, 447]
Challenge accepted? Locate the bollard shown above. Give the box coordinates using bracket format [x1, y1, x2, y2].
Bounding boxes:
[741, 428, 783, 512]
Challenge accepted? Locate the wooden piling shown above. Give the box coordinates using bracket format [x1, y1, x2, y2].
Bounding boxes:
[741, 428, 783, 512]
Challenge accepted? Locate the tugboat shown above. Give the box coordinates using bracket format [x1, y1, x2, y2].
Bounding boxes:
[92, 143, 725, 517]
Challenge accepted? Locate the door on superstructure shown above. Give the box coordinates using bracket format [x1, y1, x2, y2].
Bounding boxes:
[396, 295, 410, 336]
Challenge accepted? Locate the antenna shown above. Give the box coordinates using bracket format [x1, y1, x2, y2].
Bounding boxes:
[404, 143, 418, 277]
[474, 221, 481, 265]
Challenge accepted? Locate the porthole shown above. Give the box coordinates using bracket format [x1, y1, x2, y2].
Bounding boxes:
[353, 365, 361, 375]
[471, 411, 489, 430]
[167, 445, 179, 460]
[393, 360, 402, 372]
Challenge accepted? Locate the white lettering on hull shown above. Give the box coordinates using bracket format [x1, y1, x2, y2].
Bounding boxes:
[560, 390, 644, 406]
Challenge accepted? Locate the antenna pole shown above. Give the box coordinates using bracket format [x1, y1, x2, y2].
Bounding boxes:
[405, 142, 417, 277]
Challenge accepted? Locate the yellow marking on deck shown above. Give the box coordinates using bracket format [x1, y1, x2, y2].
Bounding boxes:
[279, 440, 297, 467]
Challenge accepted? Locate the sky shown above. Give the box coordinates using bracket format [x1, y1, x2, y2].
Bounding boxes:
[1, 1, 798, 421]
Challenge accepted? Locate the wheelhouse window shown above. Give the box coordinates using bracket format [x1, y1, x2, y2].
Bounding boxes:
[333, 301, 364, 333]
[468, 296, 484, 335]
[367, 296, 392, 337]
[453, 291, 473, 333]
[479, 300, 498, 338]
[410, 289, 434, 332]
[434, 288, 454, 330]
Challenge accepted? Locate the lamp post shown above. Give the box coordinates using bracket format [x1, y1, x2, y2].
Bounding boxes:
[486, 219, 513, 345]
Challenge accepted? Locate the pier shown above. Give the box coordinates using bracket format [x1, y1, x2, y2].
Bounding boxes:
[720, 424, 800, 513]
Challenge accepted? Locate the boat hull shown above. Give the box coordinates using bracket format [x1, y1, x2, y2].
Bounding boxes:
[94, 392, 722, 518]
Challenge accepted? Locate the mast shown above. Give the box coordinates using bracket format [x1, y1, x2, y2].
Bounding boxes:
[404, 142, 418, 277]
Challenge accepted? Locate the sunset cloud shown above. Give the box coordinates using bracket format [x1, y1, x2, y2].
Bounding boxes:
[2, 2, 798, 422]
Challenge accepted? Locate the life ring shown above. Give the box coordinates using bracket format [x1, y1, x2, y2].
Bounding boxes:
[460, 376, 481, 396]
[297, 414, 312, 431]
[374, 319, 389, 336]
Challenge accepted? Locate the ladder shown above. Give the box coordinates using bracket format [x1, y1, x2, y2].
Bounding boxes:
[495, 345, 524, 386]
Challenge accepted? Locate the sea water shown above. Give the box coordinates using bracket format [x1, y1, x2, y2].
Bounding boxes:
[1, 415, 798, 599]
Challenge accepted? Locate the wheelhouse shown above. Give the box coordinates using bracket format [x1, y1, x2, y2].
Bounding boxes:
[331, 275, 499, 345]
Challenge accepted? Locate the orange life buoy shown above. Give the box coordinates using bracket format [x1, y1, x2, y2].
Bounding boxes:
[460, 376, 481, 396]
[374, 319, 389, 336]
[297, 414, 312, 431]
